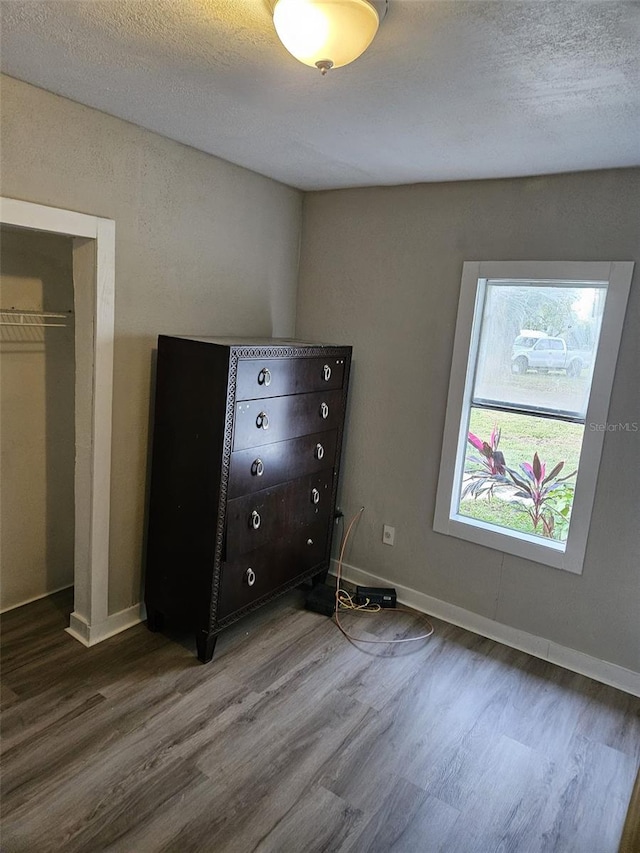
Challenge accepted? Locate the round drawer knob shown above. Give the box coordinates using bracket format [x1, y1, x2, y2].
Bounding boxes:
[250, 510, 261, 530]
[323, 364, 332, 382]
[320, 402, 329, 419]
[311, 488, 320, 505]
[245, 568, 256, 587]
[251, 458, 264, 477]
[256, 411, 269, 430]
[315, 443, 325, 460]
[258, 367, 271, 387]
[307, 539, 313, 546]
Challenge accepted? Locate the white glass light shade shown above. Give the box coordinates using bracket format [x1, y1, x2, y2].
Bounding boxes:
[273, 0, 380, 71]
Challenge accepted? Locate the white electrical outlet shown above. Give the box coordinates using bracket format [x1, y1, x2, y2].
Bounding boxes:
[383, 524, 395, 546]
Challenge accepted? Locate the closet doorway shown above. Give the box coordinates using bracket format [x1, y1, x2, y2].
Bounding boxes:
[1, 227, 75, 611]
[0, 198, 115, 646]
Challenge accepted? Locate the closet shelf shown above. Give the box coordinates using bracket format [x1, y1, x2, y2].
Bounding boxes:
[0, 308, 73, 328]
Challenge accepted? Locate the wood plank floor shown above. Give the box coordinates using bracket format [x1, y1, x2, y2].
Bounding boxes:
[1, 587, 638, 853]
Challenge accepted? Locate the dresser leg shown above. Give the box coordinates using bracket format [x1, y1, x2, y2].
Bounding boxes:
[196, 631, 217, 663]
[146, 606, 164, 632]
[312, 569, 329, 586]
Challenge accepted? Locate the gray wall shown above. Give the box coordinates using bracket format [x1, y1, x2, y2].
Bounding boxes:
[0, 75, 302, 615]
[1, 227, 75, 610]
[296, 170, 640, 672]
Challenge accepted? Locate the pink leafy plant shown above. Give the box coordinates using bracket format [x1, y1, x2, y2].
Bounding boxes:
[463, 426, 506, 499]
[463, 427, 576, 539]
[505, 452, 576, 535]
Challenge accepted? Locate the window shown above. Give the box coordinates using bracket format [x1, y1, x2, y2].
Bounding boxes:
[434, 261, 634, 573]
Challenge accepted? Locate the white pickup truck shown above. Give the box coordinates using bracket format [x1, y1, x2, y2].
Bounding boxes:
[511, 334, 591, 378]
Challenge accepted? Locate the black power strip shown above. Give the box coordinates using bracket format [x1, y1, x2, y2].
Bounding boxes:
[355, 586, 397, 608]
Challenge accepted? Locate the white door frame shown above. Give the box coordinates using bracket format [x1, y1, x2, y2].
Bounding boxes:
[1, 197, 114, 645]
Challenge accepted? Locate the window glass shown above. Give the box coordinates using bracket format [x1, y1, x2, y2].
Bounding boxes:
[460, 280, 606, 545]
[473, 282, 606, 419]
[458, 407, 583, 544]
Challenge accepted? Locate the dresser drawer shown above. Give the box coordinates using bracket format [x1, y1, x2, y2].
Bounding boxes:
[225, 469, 334, 559]
[228, 430, 337, 499]
[236, 356, 346, 401]
[233, 389, 344, 451]
[217, 520, 329, 619]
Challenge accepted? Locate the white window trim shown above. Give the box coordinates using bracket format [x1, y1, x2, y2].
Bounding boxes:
[434, 260, 634, 574]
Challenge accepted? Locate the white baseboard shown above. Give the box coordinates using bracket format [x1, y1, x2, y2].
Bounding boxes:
[66, 602, 146, 647]
[331, 559, 640, 698]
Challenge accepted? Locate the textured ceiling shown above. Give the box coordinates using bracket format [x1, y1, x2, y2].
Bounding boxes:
[1, 0, 639, 190]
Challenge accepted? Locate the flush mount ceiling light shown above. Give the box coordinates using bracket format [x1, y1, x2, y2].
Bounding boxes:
[272, 0, 388, 75]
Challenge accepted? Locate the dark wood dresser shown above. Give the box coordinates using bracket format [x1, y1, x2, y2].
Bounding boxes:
[144, 336, 352, 662]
